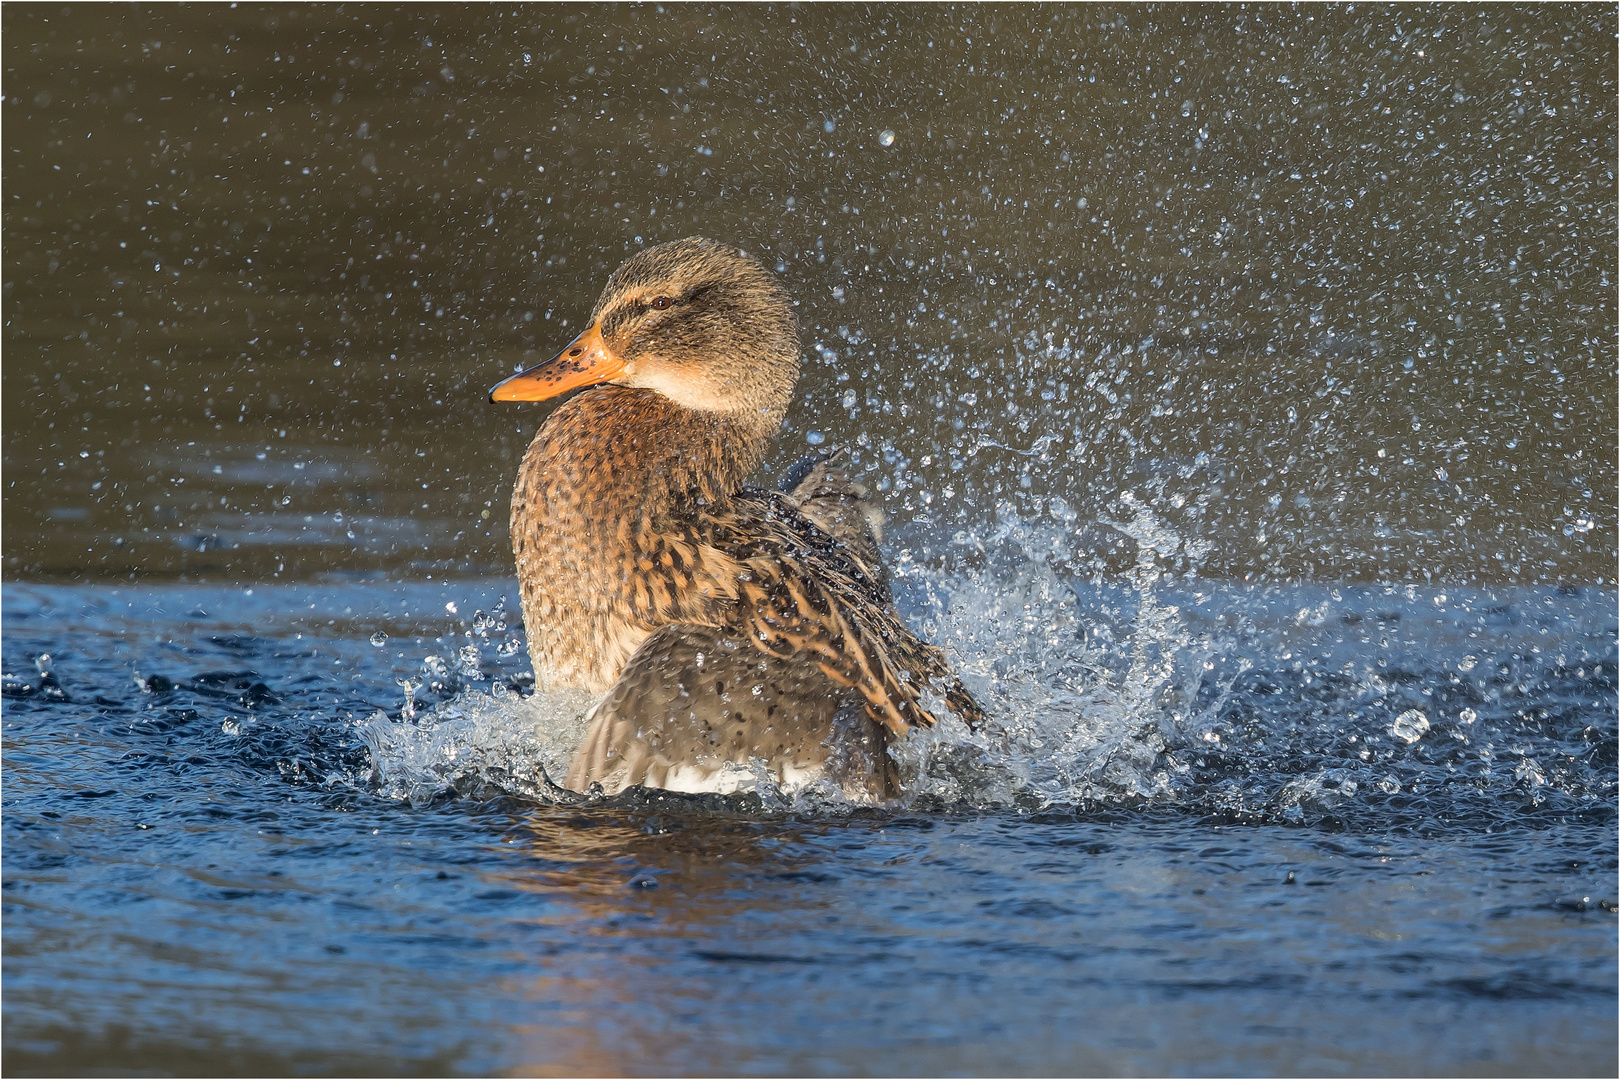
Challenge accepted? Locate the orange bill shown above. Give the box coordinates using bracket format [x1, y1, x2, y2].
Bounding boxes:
[488, 323, 626, 402]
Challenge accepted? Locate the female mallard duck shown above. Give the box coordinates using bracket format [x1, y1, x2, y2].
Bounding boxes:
[490, 236, 982, 799]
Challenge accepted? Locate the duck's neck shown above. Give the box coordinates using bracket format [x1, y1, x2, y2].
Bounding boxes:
[510, 384, 776, 690]
[532, 384, 773, 511]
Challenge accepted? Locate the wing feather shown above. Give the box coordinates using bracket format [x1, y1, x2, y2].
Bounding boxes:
[665, 491, 982, 735]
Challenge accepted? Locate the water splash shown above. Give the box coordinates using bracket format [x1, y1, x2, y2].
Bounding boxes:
[902, 497, 1240, 809]
[397, 677, 422, 722]
[363, 501, 1226, 813]
[361, 687, 597, 808]
[359, 512, 1615, 823]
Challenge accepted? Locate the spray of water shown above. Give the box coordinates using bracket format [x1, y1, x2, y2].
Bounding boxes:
[360, 497, 1265, 812]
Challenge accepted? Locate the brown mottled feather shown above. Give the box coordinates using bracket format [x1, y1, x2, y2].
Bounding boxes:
[563, 624, 899, 798]
[698, 490, 967, 736]
[781, 448, 889, 593]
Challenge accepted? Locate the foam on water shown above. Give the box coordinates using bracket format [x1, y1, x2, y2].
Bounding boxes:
[361, 686, 598, 808]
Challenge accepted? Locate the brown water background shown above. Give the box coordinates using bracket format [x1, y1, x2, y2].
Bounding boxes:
[4, 4, 1614, 584]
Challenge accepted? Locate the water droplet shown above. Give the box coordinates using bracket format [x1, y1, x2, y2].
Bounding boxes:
[1180, 99, 1193, 117]
[397, 676, 423, 722]
[369, 631, 388, 647]
[1459, 707, 1477, 724]
[1514, 758, 1546, 788]
[806, 430, 825, 446]
[878, 129, 895, 147]
[1390, 709, 1429, 744]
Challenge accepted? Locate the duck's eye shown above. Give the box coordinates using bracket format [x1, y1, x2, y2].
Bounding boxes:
[650, 296, 673, 310]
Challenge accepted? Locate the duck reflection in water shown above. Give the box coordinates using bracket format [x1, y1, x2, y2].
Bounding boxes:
[487, 806, 880, 1074]
[490, 237, 984, 800]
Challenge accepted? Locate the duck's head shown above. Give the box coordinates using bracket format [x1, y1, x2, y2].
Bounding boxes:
[490, 237, 799, 432]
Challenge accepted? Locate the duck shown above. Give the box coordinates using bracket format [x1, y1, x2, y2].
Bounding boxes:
[489, 236, 982, 799]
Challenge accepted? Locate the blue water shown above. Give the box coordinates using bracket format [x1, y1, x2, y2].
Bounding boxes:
[3, 570, 1615, 1075]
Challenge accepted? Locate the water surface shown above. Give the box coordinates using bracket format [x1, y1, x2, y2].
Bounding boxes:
[4, 576, 1615, 1075]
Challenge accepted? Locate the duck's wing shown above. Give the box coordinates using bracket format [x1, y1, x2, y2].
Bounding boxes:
[694, 491, 984, 737]
[604, 489, 984, 736]
[779, 447, 888, 596]
[564, 623, 897, 798]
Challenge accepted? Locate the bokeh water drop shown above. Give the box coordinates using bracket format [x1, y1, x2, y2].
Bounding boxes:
[1390, 709, 1430, 744]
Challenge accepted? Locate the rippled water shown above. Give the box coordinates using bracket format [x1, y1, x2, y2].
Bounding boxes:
[3, 5, 1617, 1076]
[5, 559, 1616, 1074]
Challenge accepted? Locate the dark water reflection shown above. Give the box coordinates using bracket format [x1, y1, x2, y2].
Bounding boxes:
[3, 4, 1614, 582]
